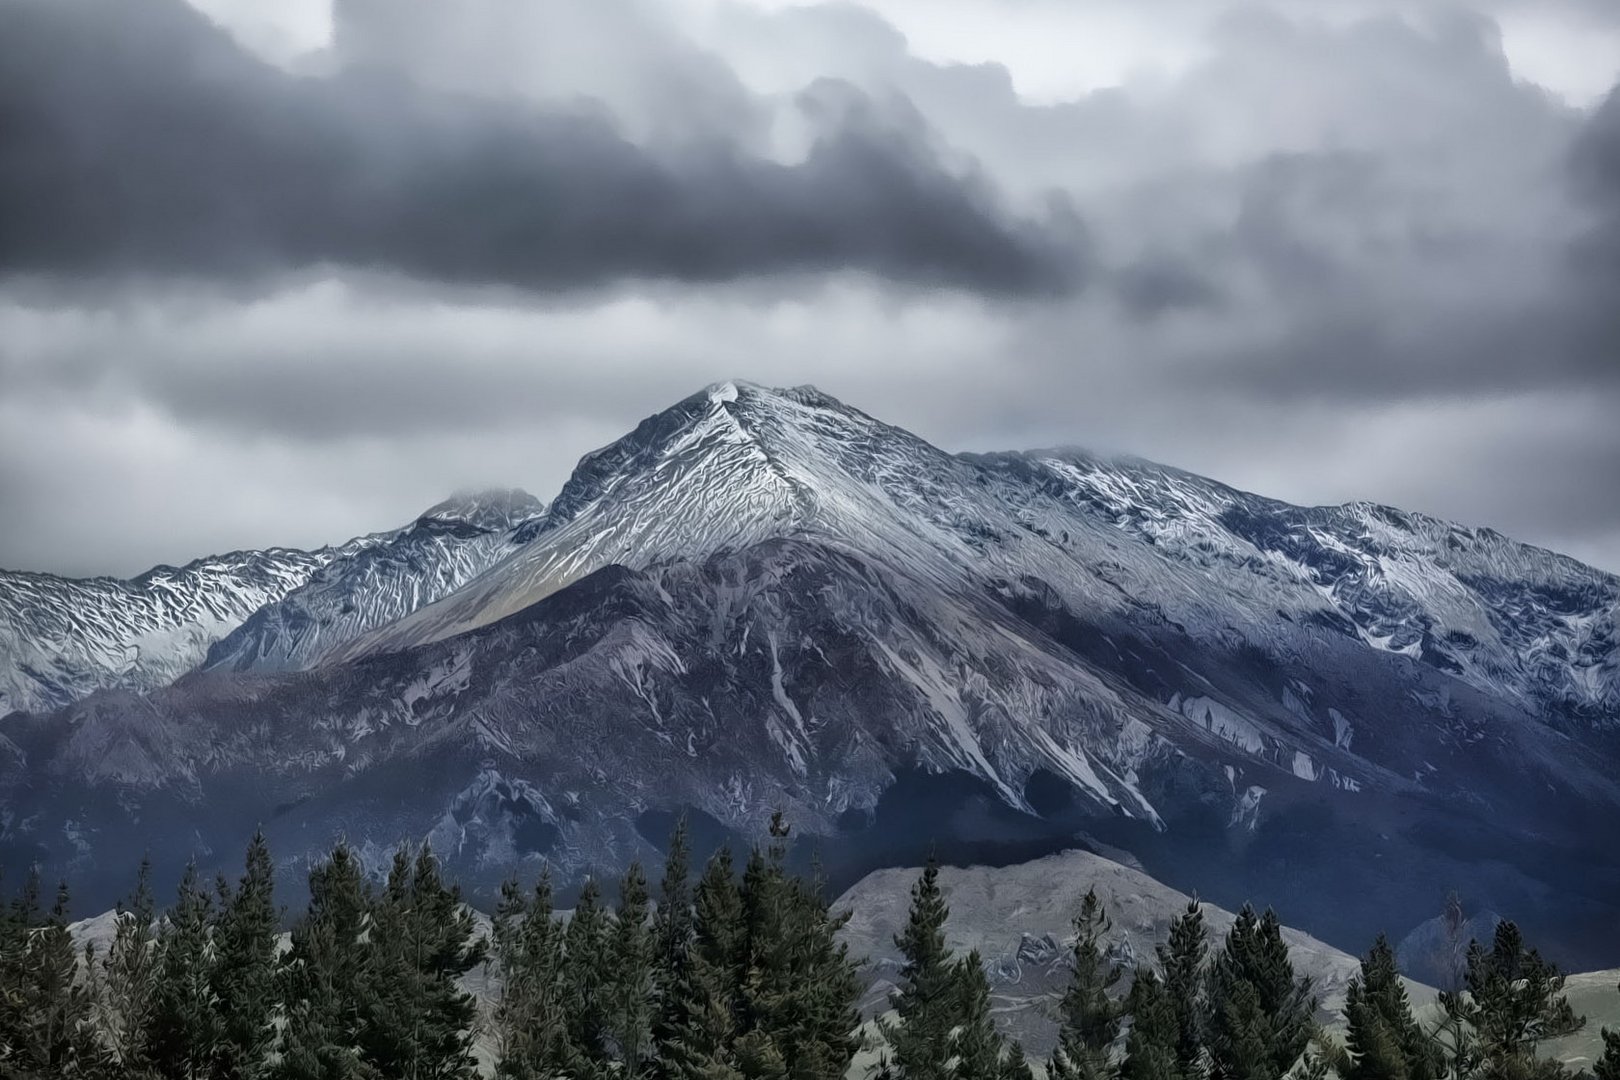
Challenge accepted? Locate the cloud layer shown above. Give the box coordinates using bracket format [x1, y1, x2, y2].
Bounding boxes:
[0, 0, 1082, 295]
[2, 0, 1618, 576]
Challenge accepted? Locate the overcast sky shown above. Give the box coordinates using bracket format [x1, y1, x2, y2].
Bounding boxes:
[3, 0, 1619, 577]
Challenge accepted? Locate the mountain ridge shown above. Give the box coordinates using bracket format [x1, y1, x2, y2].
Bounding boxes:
[0, 488, 545, 714]
[1, 382, 1616, 966]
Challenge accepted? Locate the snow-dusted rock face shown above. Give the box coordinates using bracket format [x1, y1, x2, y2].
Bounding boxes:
[982, 451, 1620, 726]
[201, 489, 543, 674]
[2, 383, 1618, 964]
[0, 547, 340, 717]
[0, 490, 544, 715]
[339, 383, 1620, 729]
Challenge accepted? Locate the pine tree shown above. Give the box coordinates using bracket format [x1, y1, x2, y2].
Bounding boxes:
[1, 868, 38, 1072]
[731, 1028, 789, 1080]
[737, 840, 783, 1048]
[736, 818, 799, 1075]
[1442, 921, 1583, 1080]
[775, 849, 861, 1080]
[657, 848, 745, 1080]
[99, 857, 160, 1076]
[1593, 1012, 1620, 1080]
[1344, 934, 1441, 1080]
[1002, 1041, 1037, 1080]
[360, 844, 484, 1080]
[1050, 887, 1123, 1080]
[149, 862, 221, 1080]
[693, 847, 745, 1010]
[1158, 899, 1209, 1080]
[2, 879, 101, 1077]
[1294, 1046, 1333, 1080]
[953, 951, 1005, 1080]
[1206, 906, 1316, 1080]
[651, 820, 705, 1079]
[491, 868, 572, 1080]
[275, 843, 376, 1080]
[611, 862, 656, 1077]
[1121, 970, 1184, 1080]
[212, 829, 281, 1080]
[731, 812, 860, 1080]
[565, 876, 615, 1071]
[884, 857, 958, 1080]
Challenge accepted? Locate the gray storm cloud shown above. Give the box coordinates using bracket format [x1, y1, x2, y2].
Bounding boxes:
[1, 0, 1618, 576]
[0, 0, 1084, 295]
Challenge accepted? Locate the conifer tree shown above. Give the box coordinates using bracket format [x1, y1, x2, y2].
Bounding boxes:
[1294, 1046, 1333, 1080]
[775, 851, 861, 1080]
[491, 868, 572, 1080]
[1344, 934, 1441, 1080]
[1122, 970, 1184, 1080]
[884, 857, 958, 1080]
[1158, 899, 1209, 1080]
[738, 818, 801, 1073]
[565, 876, 615, 1072]
[1002, 1041, 1037, 1080]
[1593, 1016, 1620, 1080]
[656, 848, 745, 1080]
[1, 868, 40, 1072]
[731, 1028, 789, 1080]
[212, 829, 281, 1080]
[149, 862, 221, 1080]
[2, 880, 101, 1077]
[275, 843, 376, 1080]
[1440, 921, 1582, 1080]
[651, 820, 707, 1079]
[653, 820, 695, 1002]
[953, 951, 1005, 1080]
[693, 847, 745, 1011]
[733, 812, 860, 1080]
[99, 857, 160, 1076]
[360, 844, 483, 1080]
[1206, 906, 1316, 1080]
[1050, 887, 1124, 1080]
[738, 840, 783, 1045]
[611, 862, 656, 1078]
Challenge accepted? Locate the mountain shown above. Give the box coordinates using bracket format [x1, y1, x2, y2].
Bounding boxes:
[0, 545, 341, 718]
[0, 490, 544, 718]
[836, 848, 1367, 1056]
[1, 382, 1617, 965]
[333, 383, 1619, 725]
[200, 488, 544, 674]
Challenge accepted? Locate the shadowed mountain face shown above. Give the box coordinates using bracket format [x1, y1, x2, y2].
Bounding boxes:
[2, 383, 1617, 964]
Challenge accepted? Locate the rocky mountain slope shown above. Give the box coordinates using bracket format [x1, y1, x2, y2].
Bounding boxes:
[0, 490, 543, 716]
[836, 848, 1365, 1056]
[200, 489, 543, 675]
[3, 382, 1617, 965]
[0, 546, 340, 718]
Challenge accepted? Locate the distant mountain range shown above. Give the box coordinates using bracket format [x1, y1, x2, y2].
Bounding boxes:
[3, 382, 1617, 965]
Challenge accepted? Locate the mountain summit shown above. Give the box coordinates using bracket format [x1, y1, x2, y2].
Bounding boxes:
[1, 384, 1617, 964]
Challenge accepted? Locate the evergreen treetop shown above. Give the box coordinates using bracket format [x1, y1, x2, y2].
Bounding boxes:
[1050, 886, 1124, 1080]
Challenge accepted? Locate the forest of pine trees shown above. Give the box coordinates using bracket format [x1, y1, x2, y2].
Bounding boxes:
[1, 817, 1616, 1080]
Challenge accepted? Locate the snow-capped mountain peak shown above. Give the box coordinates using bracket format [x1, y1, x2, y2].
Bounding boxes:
[418, 487, 545, 532]
[325, 381, 987, 661]
[324, 382, 1619, 738]
[5, 383, 1619, 965]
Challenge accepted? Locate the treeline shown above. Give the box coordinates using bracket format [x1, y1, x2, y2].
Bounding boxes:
[0, 815, 1615, 1080]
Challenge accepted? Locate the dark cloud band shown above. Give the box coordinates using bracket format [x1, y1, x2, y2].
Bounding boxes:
[0, 0, 1084, 296]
